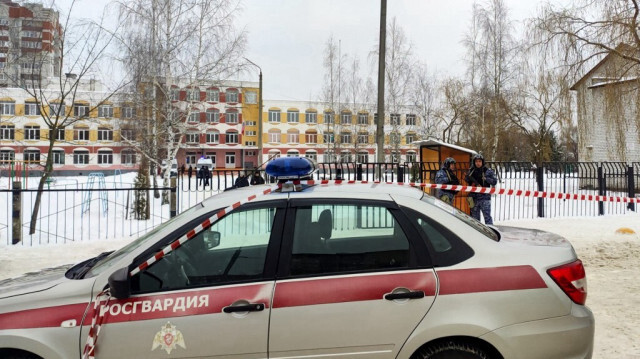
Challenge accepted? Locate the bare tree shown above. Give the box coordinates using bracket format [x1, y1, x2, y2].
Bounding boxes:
[411, 63, 439, 140]
[320, 35, 347, 162]
[463, 0, 520, 158]
[117, 0, 246, 201]
[2, 1, 128, 235]
[434, 78, 468, 143]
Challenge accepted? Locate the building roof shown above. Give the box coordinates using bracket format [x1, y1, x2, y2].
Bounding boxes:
[570, 44, 637, 91]
[411, 138, 477, 155]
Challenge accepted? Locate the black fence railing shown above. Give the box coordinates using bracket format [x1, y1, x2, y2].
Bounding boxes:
[2, 161, 638, 246]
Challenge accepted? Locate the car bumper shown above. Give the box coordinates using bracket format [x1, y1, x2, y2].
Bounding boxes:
[481, 304, 594, 359]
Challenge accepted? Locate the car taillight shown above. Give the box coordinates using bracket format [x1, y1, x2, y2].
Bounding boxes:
[547, 259, 587, 305]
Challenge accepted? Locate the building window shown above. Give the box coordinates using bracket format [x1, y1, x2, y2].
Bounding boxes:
[22, 40, 42, 49]
[341, 112, 351, 124]
[53, 126, 65, 141]
[287, 130, 299, 144]
[245, 141, 256, 146]
[97, 150, 113, 164]
[226, 89, 239, 103]
[225, 132, 238, 144]
[49, 103, 65, 117]
[98, 105, 113, 118]
[358, 133, 368, 144]
[188, 112, 200, 123]
[269, 110, 281, 123]
[340, 132, 351, 144]
[225, 152, 235, 166]
[287, 150, 300, 157]
[268, 129, 280, 143]
[323, 132, 334, 144]
[206, 88, 219, 102]
[305, 151, 317, 162]
[0, 101, 15, 115]
[245, 91, 257, 104]
[186, 132, 199, 143]
[406, 133, 416, 144]
[390, 132, 401, 145]
[187, 88, 200, 101]
[0, 124, 15, 140]
[305, 111, 317, 123]
[74, 104, 89, 117]
[98, 127, 113, 141]
[206, 131, 219, 144]
[22, 30, 42, 38]
[24, 149, 40, 163]
[245, 130, 256, 136]
[287, 110, 299, 123]
[170, 88, 180, 101]
[391, 151, 400, 163]
[25, 103, 40, 116]
[74, 127, 89, 141]
[205, 153, 216, 166]
[225, 111, 238, 124]
[0, 149, 15, 162]
[357, 152, 369, 163]
[244, 121, 256, 126]
[24, 125, 40, 140]
[186, 152, 197, 164]
[206, 108, 219, 123]
[324, 151, 335, 163]
[406, 151, 417, 163]
[357, 113, 369, 125]
[390, 113, 401, 126]
[52, 149, 65, 165]
[121, 150, 136, 165]
[121, 106, 135, 118]
[406, 114, 416, 126]
[121, 128, 135, 141]
[305, 131, 317, 144]
[324, 111, 334, 124]
[340, 151, 351, 163]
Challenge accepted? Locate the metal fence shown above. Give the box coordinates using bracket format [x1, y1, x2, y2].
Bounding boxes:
[2, 161, 638, 246]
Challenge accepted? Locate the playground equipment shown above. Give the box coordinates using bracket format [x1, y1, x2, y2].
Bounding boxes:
[1, 159, 36, 189]
[81, 172, 108, 217]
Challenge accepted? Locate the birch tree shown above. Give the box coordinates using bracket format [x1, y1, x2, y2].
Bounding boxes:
[117, 0, 246, 201]
[411, 63, 439, 140]
[320, 35, 347, 162]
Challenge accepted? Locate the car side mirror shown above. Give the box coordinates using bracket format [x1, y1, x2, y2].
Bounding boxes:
[108, 267, 131, 299]
[204, 230, 221, 249]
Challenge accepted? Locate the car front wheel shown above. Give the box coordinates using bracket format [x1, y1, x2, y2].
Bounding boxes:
[413, 340, 491, 359]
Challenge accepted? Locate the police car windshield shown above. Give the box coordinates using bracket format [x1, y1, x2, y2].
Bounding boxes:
[421, 196, 499, 242]
[83, 204, 204, 278]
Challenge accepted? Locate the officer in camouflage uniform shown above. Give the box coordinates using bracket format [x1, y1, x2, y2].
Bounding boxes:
[465, 154, 498, 224]
[435, 157, 460, 204]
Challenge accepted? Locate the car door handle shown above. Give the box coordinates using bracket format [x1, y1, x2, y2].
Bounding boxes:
[384, 290, 425, 301]
[223, 303, 265, 313]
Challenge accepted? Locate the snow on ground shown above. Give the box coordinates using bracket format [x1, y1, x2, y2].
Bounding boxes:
[0, 211, 639, 357]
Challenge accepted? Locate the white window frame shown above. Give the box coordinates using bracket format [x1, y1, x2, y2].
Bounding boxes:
[225, 132, 239, 144]
[24, 149, 40, 163]
[226, 90, 239, 103]
[74, 127, 89, 141]
[225, 152, 236, 166]
[98, 105, 113, 118]
[305, 111, 317, 123]
[206, 109, 219, 123]
[74, 104, 89, 118]
[268, 130, 280, 143]
[24, 125, 40, 140]
[97, 150, 113, 164]
[287, 130, 299, 144]
[25, 102, 40, 116]
[52, 150, 65, 165]
[341, 113, 351, 124]
[186, 132, 199, 143]
[0, 124, 15, 140]
[206, 89, 219, 102]
[188, 112, 200, 123]
[358, 113, 369, 125]
[97, 127, 113, 141]
[0, 102, 15, 115]
[406, 114, 416, 126]
[341, 132, 351, 144]
[206, 131, 219, 144]
[121, 150, 136, 165]
[287, 110, 299, 123]
[226, 111, 238, 124]
[358, 133, 368, 144]
[49, 104, 65, 117]
[269, 110, 281, 123]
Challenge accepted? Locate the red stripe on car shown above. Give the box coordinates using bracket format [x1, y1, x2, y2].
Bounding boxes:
[272, 271, 437, 308]
[437, 265, 547, 295]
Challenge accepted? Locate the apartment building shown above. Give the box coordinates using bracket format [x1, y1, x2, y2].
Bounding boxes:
[0, 0, 61, 88]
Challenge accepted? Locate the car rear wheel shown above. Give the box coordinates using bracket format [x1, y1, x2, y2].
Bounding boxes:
[413, 340, 491, 359]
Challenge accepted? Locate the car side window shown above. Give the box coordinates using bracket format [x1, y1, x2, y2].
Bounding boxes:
[403, 207, 474, 267]
[132, 207, 276, 294]
[290, 204, 411, 276]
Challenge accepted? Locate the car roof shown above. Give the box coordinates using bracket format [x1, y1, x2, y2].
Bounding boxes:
[203, 182, 425, 208]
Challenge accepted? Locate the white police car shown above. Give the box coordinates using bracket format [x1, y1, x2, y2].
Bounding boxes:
[0, 157, 593, 358]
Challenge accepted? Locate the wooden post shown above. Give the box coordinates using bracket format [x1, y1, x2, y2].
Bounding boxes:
[12, 181, 22, 244]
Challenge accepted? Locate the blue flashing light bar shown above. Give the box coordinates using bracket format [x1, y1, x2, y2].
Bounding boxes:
[265, 157, 315, 180]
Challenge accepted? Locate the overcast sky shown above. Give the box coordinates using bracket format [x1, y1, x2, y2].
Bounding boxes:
[56, 0, 567, 101]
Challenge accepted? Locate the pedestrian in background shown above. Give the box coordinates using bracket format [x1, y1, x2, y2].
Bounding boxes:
[235, 171, 249, 188]
[435, 157, 460, 204]
[465, 154, 498, 224]
[250, 170, 265, 185]
[187, 165, 193, 179]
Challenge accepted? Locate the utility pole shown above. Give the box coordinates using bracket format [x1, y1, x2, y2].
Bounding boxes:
[376, 0, 387, 166]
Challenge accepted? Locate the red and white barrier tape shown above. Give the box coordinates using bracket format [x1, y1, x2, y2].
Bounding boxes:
[288, 180, 640, 204]
[82, 289, 111, 359]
